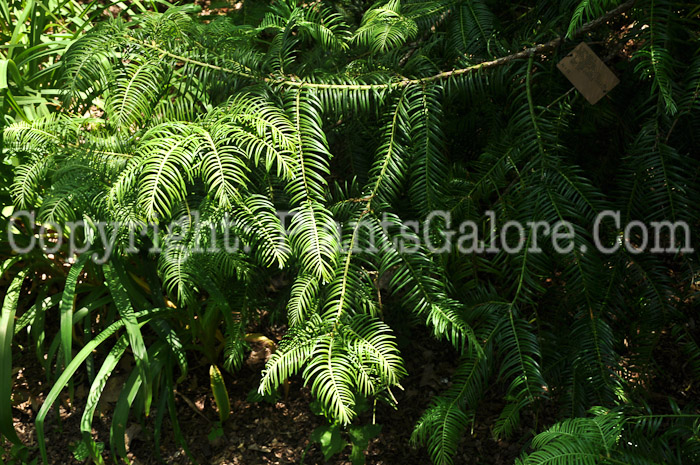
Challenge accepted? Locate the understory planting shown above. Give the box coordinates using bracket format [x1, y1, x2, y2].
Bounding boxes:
[1, 0, 699, 464]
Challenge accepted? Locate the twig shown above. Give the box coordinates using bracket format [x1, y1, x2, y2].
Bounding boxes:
[174, 390, 212, 423]
[412, 0, 636, 85]
[132, 0, 636, 91]
[399, 7, 454, 67]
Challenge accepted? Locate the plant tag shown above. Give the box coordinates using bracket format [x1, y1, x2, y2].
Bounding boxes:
[557, 42, 619, 104]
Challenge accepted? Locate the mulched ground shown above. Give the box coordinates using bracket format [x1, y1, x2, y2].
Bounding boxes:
[6, 312, 696, 465]
[4, 325, 529, 465]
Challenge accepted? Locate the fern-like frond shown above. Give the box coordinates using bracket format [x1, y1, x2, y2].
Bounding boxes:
[105, 59, 170, 129]
[412, 347, 490, 465]
[191, 124, 249, 209]
[407, 85, 449, 214]
[494, 307, 548, 438]
[354, 0, 419, 55]
[136, 123, 198, 221]
[288, 273, 321, 327]
[229, 194, 290, 268]
[566, 0, 620, 38]
[447, 0, 496, 58]
[259, 315, 326, 394]
[284, 91, 339, 281]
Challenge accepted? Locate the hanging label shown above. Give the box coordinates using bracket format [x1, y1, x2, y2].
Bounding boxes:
[557, 42, 620, 105]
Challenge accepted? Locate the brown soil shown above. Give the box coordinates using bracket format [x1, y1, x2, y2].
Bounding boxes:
[4, 326, 527, 465]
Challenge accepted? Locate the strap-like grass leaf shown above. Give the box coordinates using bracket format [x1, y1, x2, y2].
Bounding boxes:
[104, 263, 153, 416]
[109, 363, 142, 461]
[0, 267, 27, 445]
[151, 319, 188, 382]
[59, 253, 89, 398]
[14, 292, 61, 336]
[0, 59, 24, 91]
[110, 341, 167, 461]
[153, 374, 170, 463]
[35, 308, 168, 464]
[165, 366, 195, 462]
[80, 335, 129, 465]
[45, 293, 111, 381]
[210, 364, 230, 422]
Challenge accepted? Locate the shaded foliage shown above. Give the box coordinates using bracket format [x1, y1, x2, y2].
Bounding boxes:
[1, 0, 699, 464]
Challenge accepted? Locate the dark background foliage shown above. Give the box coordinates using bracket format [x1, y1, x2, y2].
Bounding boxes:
[1, 0, 699, 464]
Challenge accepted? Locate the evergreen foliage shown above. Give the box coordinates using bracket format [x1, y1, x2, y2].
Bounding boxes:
[1, 0, 699, 463]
